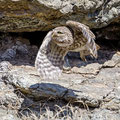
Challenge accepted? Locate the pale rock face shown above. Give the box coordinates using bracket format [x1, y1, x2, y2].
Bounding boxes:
[0, 33, 120, 119]
[0, 0, 119, 32]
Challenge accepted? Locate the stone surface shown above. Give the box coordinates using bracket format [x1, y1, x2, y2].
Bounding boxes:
[91, 109, 120, 120]
[0, 109, 20, 120]
[0, 0, 120, 32]
[0, 35, 120, 119]
[0, 48, 119, 108]
[0, 34, 38, 65]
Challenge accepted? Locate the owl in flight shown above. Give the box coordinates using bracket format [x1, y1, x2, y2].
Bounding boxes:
[35, 20, 98, 80]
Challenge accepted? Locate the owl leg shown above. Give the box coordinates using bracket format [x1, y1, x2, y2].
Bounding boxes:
[80, 51, 87, 62]
[63, 54, 71, 70]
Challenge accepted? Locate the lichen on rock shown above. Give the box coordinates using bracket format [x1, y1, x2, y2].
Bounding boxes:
[0, 0, 120, 32]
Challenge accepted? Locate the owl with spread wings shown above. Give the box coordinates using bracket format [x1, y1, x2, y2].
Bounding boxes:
[35, 20, 98, 80]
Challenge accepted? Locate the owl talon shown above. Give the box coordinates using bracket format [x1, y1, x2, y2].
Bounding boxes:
[63, 65, 71, 71]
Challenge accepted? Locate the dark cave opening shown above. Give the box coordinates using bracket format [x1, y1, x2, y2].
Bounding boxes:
[96, 38, 120, 51]
[18, 30, 119, 66]
[18, 31, 120, 51]
[0, 28, 119, 66]
[21, 31, 48, 47]
[3, 31, 48, 48]
[0, 28, 120, 52]
[92, 22, 120, 51]
[0, 21, 120, 51]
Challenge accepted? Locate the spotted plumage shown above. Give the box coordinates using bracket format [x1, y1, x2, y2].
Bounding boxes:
[35, 20, 98, 80]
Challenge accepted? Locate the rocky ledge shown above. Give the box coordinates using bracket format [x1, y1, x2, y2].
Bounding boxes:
[0, 1, 120, 119]
[0, 34, 120, 119]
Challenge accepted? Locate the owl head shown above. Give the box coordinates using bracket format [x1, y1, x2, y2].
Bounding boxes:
[51, 26, 73, 47]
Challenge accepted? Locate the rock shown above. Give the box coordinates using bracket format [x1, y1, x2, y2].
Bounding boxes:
[0, 62, 23, 120]
[103, 53, 120, 67]
[0, 47, 119, 109]
[0, 61, 12, 72]
[1, 46, 17, 60]
[91, 109, 120, 120]
[0, 34, 38, 65]
[70, 63, 102, 75]
[15, 37, 30, 46]
[1, 64, 114, 107]
[101, 87, 120, 111]
[0, 76, 23, 109]
[0, 33, 120, 119]
[0, 0, 120, 32]
[16, 44, 28, 55]
[0, 109, 20, 120]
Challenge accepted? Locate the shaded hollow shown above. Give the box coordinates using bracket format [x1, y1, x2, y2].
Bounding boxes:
[93, 22, 120, 51]
[0, 24, 119, 67]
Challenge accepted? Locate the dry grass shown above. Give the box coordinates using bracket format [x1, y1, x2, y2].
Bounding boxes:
[20, 104, 88, 120]
[16, 91, 90, 120]
[0, 87, 90, 120]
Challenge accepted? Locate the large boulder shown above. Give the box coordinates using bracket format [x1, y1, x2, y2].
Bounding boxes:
[0, 0, 120, 32]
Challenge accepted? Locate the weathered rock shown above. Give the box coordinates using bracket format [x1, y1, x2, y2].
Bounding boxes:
[0, 34, 120, 119]
[0, 69, 23, 109]
[0, 109, 20, 120]
[0, 34, 38, 65]
[0, 61, 12, 72]
[2, 51, 120, 108]
[1, 46, 17, 60]
[0, 0, 120, 32]
[91, 109, 120, 120]
[0, 41, 119, 109]
[101, 86, 120, 111]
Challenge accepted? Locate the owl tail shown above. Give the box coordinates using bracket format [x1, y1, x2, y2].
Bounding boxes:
[87, 39, 100, 59]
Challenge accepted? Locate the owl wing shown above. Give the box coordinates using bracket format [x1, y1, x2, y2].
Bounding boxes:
[35, 31, 66, 80]
[66, 20, 95, 42]
[66, 20, 98, 58]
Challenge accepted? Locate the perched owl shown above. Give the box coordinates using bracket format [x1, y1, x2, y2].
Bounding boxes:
[35, 20, 98, 80]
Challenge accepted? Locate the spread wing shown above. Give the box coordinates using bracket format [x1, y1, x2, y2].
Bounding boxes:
[66, 20, 98, 58]
[35, 31, 67, 80]
[66, 20, 95, 42]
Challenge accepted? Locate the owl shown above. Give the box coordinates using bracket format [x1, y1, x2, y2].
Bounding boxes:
[35, 20, 98, 80]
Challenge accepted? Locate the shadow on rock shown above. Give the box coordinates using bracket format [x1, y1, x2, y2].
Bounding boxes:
[65, 49, 117, 68]
[18, 83, 79, 118]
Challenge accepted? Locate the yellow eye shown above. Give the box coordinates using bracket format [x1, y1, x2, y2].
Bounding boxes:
[57, 31, 63, 34]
